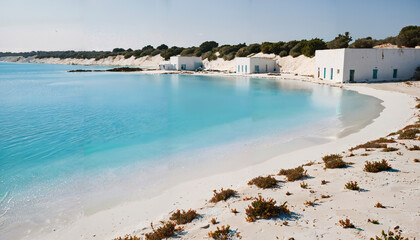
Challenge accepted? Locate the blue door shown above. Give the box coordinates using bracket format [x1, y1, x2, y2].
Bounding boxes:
[323, 68, 326, 78]
[330, 68, 333, 80]
[349, 70, 355, 82]
[373, 69, 378, 79]
[194, 62, 202, 70]
[393, 69, 398, 78]
[238, 65, 240, 73]
[255, 65, 260, 73]
[245, 65, 247, 73]
[181, 64, 186, 70]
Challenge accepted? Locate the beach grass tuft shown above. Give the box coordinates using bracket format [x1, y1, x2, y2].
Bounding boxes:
[278, 166, 308, 181]
[375, 202, 385, 208]
[364, 160, 392, 173]
[169, 209, 198, 225]
[408, 145, 420, 151]
[300, 181, 308, 189]
[248, 175, 277, 189]
[398, 128, 420, 139]
[370, 226, 409, 240]
[368, 219, 379, 224]
[210, 188, 237, 203]
[345, 181, 360, 191]
[381, 147, 399, 152]
[338, 218, 355, 228]
[114, 235, 141, 240]
[207, 225, 232, 239]
[145, 222, 183, 240]
[245, 196, 290, 222]
[322, 154, 347, 169]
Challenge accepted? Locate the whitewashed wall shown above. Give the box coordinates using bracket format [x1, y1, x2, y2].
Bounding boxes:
[235, 57, 277, 73]
[343, 49, 420, 82]
[314, 49, 345, 83]
[170, 56, 203, 71]
[315, 48, 420, 83]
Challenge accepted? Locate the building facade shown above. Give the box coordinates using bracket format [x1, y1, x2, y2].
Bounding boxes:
[159, 56, 203, 71]
[235, 57, 278, 74]
[315, 48, 420, 83]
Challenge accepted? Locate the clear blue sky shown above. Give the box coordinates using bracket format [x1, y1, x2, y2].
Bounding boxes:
[0, 0, 419, 52]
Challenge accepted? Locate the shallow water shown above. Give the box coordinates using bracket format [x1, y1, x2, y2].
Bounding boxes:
[0, 62, 383, 239]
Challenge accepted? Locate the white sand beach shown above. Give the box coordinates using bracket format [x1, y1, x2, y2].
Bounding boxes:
[25, 78, 420, 240]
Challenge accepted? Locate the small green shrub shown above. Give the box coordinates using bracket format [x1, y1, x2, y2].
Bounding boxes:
[278, 166, 308, 181]
[323, 154, 346, 168]
[114, 235, 141, 240]
[208, 225, 233, 239]
[370, 226, 409, 240]
[375, 202, 385, 208]
[245, 196, 290, 222]
[210, 188, 237, 203]
[145, 222, 183, 240]
[398, 128, 420, 139]
[339, 218, 355, 228]
[169, 209, 198, 225]
[409, 145, 420, 151]
[300, 181, 308, 189]
[304, 199, 317, 207]
[350, 141, 387, 151]
[248, 175, 277, 189]
[345, 181, 359, 191]
[364, 160, 392, 173]
[382, 147, 399, 152]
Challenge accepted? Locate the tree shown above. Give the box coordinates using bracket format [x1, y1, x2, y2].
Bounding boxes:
[261, 42, 274, 54]
[396, 25, 420, 47]
[289, 40, 307, 57]
[247, 44, 261, 54]
[142, 45, 154, 51]
[199, 41, 218, 53]
[301, 38, 327, 57]
[327, 32, 352, 49]
[157, 44, 169, 50]
[112, 48, 125, 53]
[349, 37, 374, 48]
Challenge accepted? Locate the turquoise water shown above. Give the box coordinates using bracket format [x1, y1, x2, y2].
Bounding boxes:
[0, 62, 383, 238]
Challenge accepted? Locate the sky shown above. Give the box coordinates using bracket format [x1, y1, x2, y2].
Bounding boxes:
[0, 0, 419, 52]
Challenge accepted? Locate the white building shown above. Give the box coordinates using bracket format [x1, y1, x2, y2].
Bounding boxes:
[315, 48, 420, 83]
[159, 56, 203, 71]
[235, 57, 278, 74]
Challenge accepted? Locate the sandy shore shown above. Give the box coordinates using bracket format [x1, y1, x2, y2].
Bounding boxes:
[26, 76, 420, 240]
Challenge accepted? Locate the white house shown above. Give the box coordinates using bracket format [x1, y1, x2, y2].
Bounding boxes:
[159, 56, 203, 71]
[315, 48, 420, 83]
[235, 57, 278, 74]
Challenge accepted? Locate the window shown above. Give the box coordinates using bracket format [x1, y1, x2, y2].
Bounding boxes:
[337, 69, 340, 74]
[245, 65, 247, 73]
[373, 69, 378, 79]
[238, 65, 240, 73]
[242, 65, 244, 72]
[393, 69, 398, 78]
[317, 68, 320, 78]
[323, 68, 326, 78]
[330, 68, 333, 80]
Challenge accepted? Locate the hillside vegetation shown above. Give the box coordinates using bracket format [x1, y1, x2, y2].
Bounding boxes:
[1, 25, 418, 62]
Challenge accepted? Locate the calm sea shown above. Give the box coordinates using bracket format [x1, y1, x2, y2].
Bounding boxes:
[0, 62, 383, 239]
